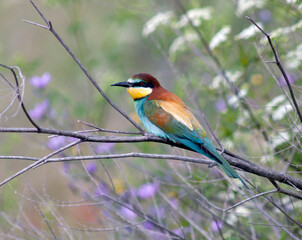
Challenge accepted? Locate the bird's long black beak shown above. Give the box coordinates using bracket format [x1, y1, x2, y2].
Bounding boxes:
[111, 81, 131, 88]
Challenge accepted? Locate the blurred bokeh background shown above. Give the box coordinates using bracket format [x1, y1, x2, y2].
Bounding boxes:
[0, 0, 301, 239]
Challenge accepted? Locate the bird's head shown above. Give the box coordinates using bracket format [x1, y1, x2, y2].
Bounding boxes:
[111, 73, 160, 100]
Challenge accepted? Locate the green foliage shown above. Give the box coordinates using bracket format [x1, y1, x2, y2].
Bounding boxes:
[0, 181, 19, 213]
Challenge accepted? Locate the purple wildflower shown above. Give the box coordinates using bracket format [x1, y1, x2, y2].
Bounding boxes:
[95, 182, 109, 196]
[62, 162, 70, 173]
[86, 161, 97, 175]
[119, 206, 137, 220]
[279, 72, 298, 87]
[259, 9, 271, 23]
[67, 137, 78, 143]
[214, 98, 227, 113]
[211, 220, 223, 232]
[170, 198, 178, 207]
[137, 182, 159, 199]
[172, 227, 190, 238]
[29, 99, 49, 120]
[47, 136, 66, 150]
[95, 143, 115, 153]
[29, 72, 51, 89]
[143, 221, 154, 230]
[172, 228, 183, 236]
[68, 182, 77, 193]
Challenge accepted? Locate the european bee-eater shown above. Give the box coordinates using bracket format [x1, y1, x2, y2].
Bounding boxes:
[112, 73, 247, 188]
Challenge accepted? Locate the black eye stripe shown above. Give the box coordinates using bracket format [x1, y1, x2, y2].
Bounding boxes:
[132, 82, 154, 88]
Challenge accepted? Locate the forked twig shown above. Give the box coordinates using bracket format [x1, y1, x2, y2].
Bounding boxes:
[175, 0, 270, 142]
[0, 64, 41, 131]
[246, 16, 302, 123]
[25, 0, 145, 133]
[224, 189, 278, 212]
[77, 120, 141, 135]
[0, 139, 82, 187]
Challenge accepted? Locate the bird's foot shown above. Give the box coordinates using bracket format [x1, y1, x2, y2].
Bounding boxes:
[143, 132, 154, 138]
[208, 162, 217, 168]
[219, 147, 225, 155]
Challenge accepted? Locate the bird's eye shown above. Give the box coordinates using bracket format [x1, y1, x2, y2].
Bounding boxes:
[139, 82, 145, 86]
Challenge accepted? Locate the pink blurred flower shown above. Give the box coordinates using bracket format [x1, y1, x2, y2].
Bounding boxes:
[279, 72, 298, 87]
[62, 162, 70, 173]
[143, 221, 154, 230]
[29, 99, 49, 120]
[95, 143, 115, 153]
[67, 137, 78, 143]
[119, 206, 137, 220]
[47, 136, 66, 150]
[137, 182, 159, 199]
[29, 72, 51, 89]
[95, 182, 109, 196]
[259, 9, 271, 23]
[86, 161, 97, 175]
[214, 98, 227, 113]
[211, 220, 223, 232]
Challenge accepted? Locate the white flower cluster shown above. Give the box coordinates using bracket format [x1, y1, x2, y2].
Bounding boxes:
[265, 95, 293, 121]
[209, 26, 231, 50]
[236, 110, 249, 125]
[234, 22, 263, 40]
[271, 131, 290, 148]
[236, 0, 265, 16]
[142, 11, 173, 37]
[267, 19, 302, 41]
[285, 43, 302, 69]
[210, 71, 243, 89]
[228, 89, 247, 108]
[169, 33, 198, 54]
[266, 95, 286, 109]
[176, 7, 213, 28]
[226, 205, 251, 225]
[272, 104, 293, 121]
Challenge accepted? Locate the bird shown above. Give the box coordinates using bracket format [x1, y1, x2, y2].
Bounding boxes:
[111, 73, 247, 188]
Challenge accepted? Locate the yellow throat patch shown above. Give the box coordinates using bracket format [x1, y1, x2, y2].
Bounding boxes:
[127, 87, 152, 100]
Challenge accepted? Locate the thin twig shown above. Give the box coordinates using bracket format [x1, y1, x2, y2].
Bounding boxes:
[26, 0, 145, 133]
[22, 19, 48, 29]
[0, 64, 41, 131]
[0, 139, 82, 187]
[175, 0, 270, 142]
[0, 153, 212, 165]
[77, 120, 141, 135]
[269, 179, 302, 200]
[245, 16, 302, 122]
[224, 189, 278, 212]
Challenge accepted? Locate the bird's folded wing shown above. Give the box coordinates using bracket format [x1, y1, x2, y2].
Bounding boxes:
[143, 100, 207, 143]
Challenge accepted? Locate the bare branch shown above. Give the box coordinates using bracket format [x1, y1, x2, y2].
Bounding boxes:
[175, 0, 270, 142]
[0, 64, 41, 131]
[0, 139, 82, 187]
[77, 120, 141, 135]
[246, 16, 302, 122]
[26, 0, 145, 133]
[1, 126, 302, 190]
[22, 19, 48, 29]
[224, 189, 278, 212]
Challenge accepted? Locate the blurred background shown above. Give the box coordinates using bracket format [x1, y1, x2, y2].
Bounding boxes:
[0, 0, 301, 239]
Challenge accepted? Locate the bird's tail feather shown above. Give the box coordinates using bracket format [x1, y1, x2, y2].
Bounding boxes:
[209, 151, 249, 189]
[198, 139, 249, 189]
[171, 136, 249, 189]
[213, 153, 249, 189]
